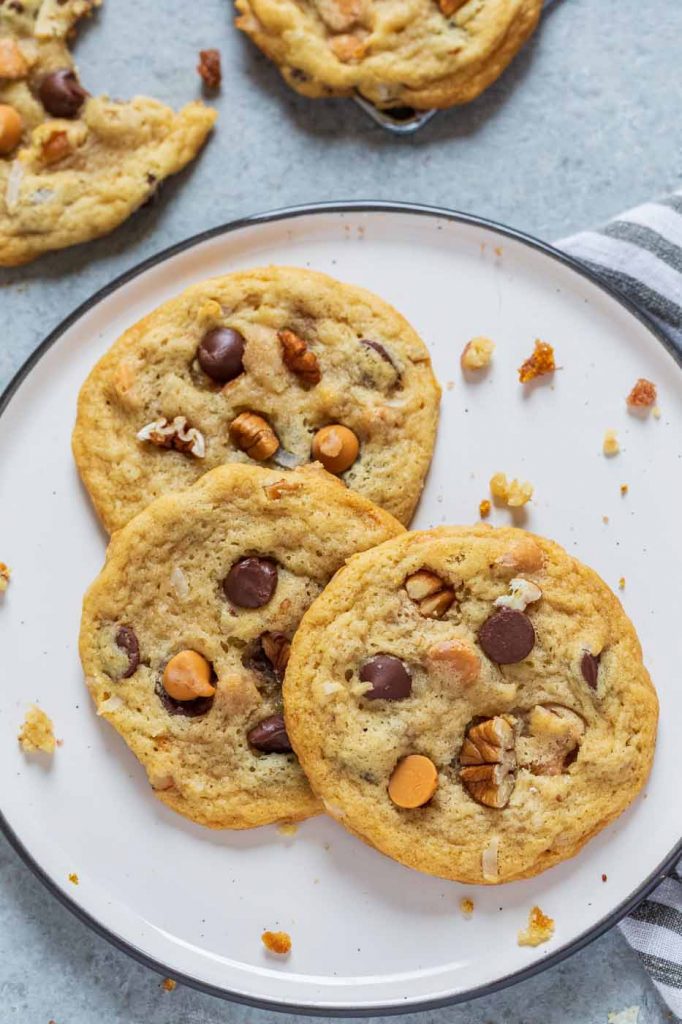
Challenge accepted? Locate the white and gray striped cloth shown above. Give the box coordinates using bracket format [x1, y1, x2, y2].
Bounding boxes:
[561, 194, 682, 1020]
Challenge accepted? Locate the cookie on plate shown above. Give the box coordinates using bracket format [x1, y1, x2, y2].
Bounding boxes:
[73, 266, 440, 533]
[235, 0, 543, 110]
[0, 0, 215, 265]
[79, 462, 403, 829]
[284, 525, 658, 882]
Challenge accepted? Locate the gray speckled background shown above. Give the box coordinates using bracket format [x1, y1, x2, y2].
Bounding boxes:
[1, 0, 680, 1020]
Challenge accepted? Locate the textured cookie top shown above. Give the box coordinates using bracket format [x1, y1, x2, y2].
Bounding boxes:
[235, 0, 542, 109]
[0, 0, 215, 265]
[79, 462, 404, 829]
[284, 526, 658, 882]
[73, 266, 440, 532]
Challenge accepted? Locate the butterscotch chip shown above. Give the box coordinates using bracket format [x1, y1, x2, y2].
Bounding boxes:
[311, 424, 359, 474]
[388, 754, 438, 808]
[518, 340, 556, 383]
[461, 336, 494, 372]
[162, 650, 216, 702]
[0, 104, 23, 156]
[517, 905, 555, 946]
[626, 378, 657, 408]
[18, 706, 56, 754]
[262, 930, 292, 954]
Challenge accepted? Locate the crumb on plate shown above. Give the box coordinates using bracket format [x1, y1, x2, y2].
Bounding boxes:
[461, 336, 494, 372]
[626, 378, 656, 408]
[0, 562, 10, 592]
[18, 705, 55, 754]
[459, 897, 475, 917]
[479, 499, 492, 519]
[277, 822, 298, 837]
[518, 340, 556, 383]
[517, 905, 555, 947]
[602, 515, 609, 525]
[619, 577, 626, 590]
[262, 930, 292, 955]
[620, 484, 628, 496]
[68, 872, 79, 885]
[490, 472, 533, 508]
[602, 873, 608, 882]
[603, 429, 620, 456]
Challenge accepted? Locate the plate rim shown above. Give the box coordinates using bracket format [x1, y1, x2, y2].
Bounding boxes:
[2, 200, 680, 1016]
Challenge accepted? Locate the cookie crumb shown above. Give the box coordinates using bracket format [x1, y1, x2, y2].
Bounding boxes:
[68, 872, 79, 885]
[517, 905, 555, 947]
[479, 499, 491, 519]
[459, 897, 475, 917]
[161, 978, 176, 992]
[461, 336, 494, 372]
[277, 822, 299, 837]
[626, 378, 656, 409]
[446, 380, 454, 391]
[652, 405, 661, 419]
[608, 1007, 639, 1024]
[603, 429, 620, 456]
[0, 562, 10, 592]
[620, 484, 628, 496]
[262, 930, 292, 955]
[518, 340, 555, 383]
[602, 516, 609, 525]
[490, 472, 533, 508]
[602, 873, 608, 882]
[618, 577, 626, 590]
[18, 706, 55, 754]
[197, 49, 221, 89]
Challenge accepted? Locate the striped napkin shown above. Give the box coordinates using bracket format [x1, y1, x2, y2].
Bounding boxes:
[561, 195, 682, 1019]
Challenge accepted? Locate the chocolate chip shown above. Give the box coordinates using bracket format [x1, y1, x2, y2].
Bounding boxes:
[197, 327, 245, 384]
[478, 607, 535, 664]
[39, 69, 88, 118]
[581, 651, 600, 689]
[248, 714, 292, 753]
[360, 654, 412, 701]
[115, 625, 139, 678]
[361, 339, 394, 366]
[155, 680, 214, 717]
[223, 557, 277, 608]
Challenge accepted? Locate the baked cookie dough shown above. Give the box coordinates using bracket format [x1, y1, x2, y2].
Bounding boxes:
[284, 525, 658, 882]
[235, 0, 543, 110]
[73, 266, 440, 532]
[79, 462, 404, 829]
[0, 0, 215, 265]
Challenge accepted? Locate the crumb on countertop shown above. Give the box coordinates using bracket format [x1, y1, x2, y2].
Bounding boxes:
[517, 905, 555, 947]
[620, 484, 628, 496]
[161, 978, 177, 992]
[652, 405, 661, 419]
[602, 873, 608, 882]
[602, 515, 609, 525]
[277, 822, 298, 837]
[18, 705, 55, 754]
[479, 499, 492, 519]
[459, 897, 475, 918]
[603, 429, 620, 456]
[197, 49, 221, 89]
[618, 577, 626, 590]
[490, 472, 533, 508]
[461, 336, 494, 372]
[518, 340, 556, 383]
[626, 378, 656, 409]
[68, 872, 79, 885]
[446, 380, 455, 391]
[0, 562, 10, 592]
[262, 930, 292, 955]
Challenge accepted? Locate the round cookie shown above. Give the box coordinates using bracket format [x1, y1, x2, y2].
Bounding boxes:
[73, 266, 440, 533]
[235, 0, 543, 110]
[284, 526, 658, 882]
[79, 462, 404, 829]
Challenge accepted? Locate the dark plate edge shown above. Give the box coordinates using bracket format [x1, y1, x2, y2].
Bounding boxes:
[1, 200, 680, 1016]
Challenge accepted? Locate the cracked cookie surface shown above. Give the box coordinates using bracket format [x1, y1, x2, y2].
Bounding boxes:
[0, 0, 215, 265]
[235, 0, 543, 110]
[79, 462, 404, 829]
[284, 525, 658, 882]
[73, 265, 440, 533]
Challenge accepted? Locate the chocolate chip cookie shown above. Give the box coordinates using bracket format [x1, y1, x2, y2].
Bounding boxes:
[235, 0, 543, 110]
[284, 525, 658, 882]
[79, 462, 403, 829]
[0, 0, 215, 265]
[73, 266, 441, 532]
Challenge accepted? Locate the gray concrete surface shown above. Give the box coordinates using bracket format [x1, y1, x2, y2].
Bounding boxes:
[1, 0, 680, 1020]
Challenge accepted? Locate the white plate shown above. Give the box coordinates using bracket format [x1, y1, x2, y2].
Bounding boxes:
[1, 204, 680, 1015]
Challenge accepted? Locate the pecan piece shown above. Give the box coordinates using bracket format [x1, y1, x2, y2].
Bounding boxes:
[278, 329, 321, 385]
[41, 130, 71, 165]
[197, 49, 221, 89]
[520, 704, 585, 776]
[404, 569, 455, 619]
[136, 416, 205, 457]
[229, 412, 279, 461]
[626, 377, 657, 408]
[261, 631, 291, 680]
[459, 715, 516, 809]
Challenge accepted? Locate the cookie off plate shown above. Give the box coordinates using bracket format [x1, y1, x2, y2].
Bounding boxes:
[0, 203, 680, 1014]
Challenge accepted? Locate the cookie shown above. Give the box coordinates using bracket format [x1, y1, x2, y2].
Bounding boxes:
[284, 526, 658, 882]
[79, 462, 404, 829]
[0, 1, 215, 265]
[73, 266, 440, 533]
[235, 0, 543, 110]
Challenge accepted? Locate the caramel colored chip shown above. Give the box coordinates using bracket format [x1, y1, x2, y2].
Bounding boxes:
[388, 754, 438, 808]
[162, 650, 215, 701]
[262, 930, 292, 955]
[0, 104, 23, 156]
[311, 424, 359, 474]
[41, 130, 72, 165]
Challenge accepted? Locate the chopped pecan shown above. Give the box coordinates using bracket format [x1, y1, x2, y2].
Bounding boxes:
[197, 48, 221, 89]
[229, 412, 279, 461]
[136, 416, 205, 457]
[261, 631, 291, 679]
[459, 715, 517, 809]
[404, 569, 455, 619]
[278, 329, 321, 385]
[520, 704, 585, 776]
[626, 377, 657, 408]
[263, 477, 303, 500]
